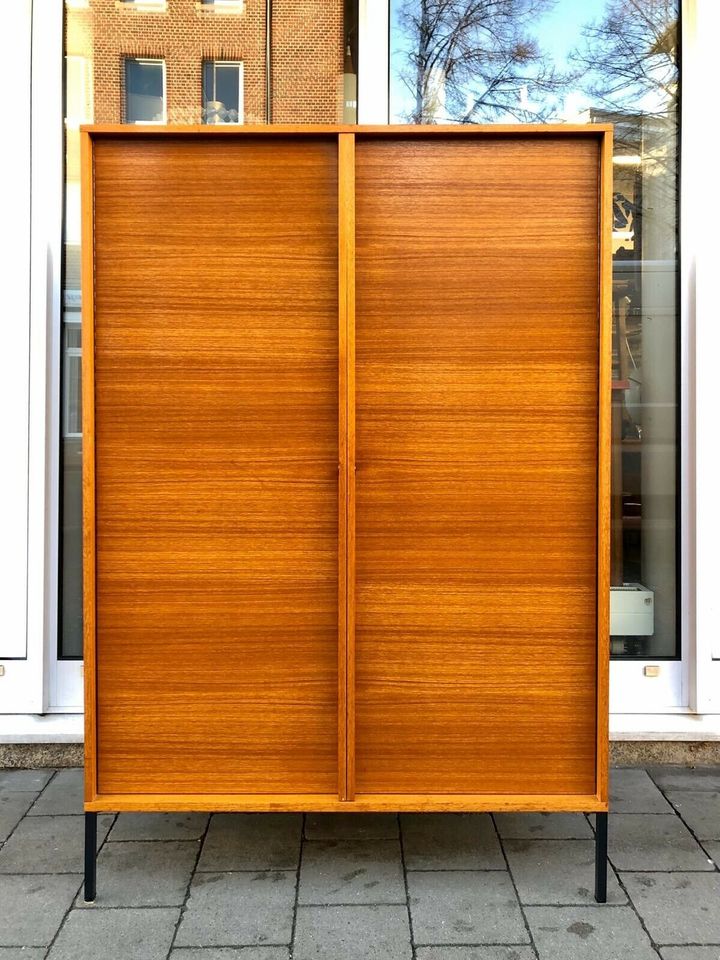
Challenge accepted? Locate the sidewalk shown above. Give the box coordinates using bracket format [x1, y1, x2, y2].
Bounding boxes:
[0, 766, 718, 959]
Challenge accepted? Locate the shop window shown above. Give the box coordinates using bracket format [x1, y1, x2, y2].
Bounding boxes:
[390, 0, 680, 660]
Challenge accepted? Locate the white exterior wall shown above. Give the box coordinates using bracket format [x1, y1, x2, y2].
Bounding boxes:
[1, 0, 718, 742]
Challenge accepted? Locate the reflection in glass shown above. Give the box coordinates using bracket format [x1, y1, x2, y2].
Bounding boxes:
[202, 61, 243, 124]
[125, 58, 165, 123]
[390, 0, 680, 659]
[61, 0, 356, 659]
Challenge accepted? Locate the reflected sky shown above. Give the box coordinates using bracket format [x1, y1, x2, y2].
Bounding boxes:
[389, 0, 667, 122]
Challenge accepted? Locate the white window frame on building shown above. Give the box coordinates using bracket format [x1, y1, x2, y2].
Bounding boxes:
[202, 60, 244, 124]
[0, 0, 718, 746]
[124, 57, 167, 125]
[119, 0, 167, 9]
[201, 0, 245, 8]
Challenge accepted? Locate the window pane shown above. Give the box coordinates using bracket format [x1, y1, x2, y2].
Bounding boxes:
[203, 62, 242, 123]
[125, 59, 164, 123]
[390, 0, 680, 660]
[215, 65, 240, 116]
[61, 0, 356, 659]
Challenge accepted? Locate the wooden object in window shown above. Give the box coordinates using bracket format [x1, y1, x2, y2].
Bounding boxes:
[82, 125, 611, 820]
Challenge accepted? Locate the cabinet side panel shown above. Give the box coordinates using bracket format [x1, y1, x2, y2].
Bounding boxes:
[81, 131, 97, 802]
[93, 136, 339, 795]
[355, 135, 600, 796]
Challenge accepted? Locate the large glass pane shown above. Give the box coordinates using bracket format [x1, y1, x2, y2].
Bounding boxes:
[61, 0, 357, 659]
[390, 0, 680, 659]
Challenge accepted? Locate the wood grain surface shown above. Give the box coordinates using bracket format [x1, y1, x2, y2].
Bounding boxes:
[354, 136, 601, 796]
[338, 134, 357, 801]
[85, 127, 610, 810]
[92, 136, 339, 794]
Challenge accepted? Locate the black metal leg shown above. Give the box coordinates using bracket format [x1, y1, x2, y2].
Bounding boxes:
[84, 812, 97, 903]
[595, 811, 608, 903]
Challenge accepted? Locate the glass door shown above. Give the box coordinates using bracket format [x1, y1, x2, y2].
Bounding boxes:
[380, 0, 682, 708]
[57, 0, 359, 708]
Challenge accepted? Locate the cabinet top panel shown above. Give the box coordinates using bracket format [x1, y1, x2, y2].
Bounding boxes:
[81, 122, 613, 139]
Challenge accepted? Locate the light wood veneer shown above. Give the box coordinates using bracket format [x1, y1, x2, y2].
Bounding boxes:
[82, 125, 611, 813]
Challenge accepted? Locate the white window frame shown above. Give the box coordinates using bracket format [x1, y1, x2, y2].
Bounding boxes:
[0, 0, 62, 713]
[202, 60, 244, 125]
[200, 0, 245, 8]
[124, 56, 167, 125]
[0, 0, 33, 673]
[2, 0, 718, 734]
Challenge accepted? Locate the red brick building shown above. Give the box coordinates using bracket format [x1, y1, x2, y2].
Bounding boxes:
[65, 0, 345, 126]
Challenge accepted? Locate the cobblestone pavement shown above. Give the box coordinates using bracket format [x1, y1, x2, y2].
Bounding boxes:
[0, 766, 718, 959]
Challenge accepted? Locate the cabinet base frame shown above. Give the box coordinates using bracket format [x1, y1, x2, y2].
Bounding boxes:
[82, 803, 610, 903]
[595, 811, 609, 903]
[84, 812, 97, 903]
[84, 793, 608, 814]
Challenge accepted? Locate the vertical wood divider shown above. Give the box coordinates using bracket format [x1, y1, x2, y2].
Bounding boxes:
[596, 129, 613, 806]
[338, 133, 356, 801]
[80, 131, 98, 804]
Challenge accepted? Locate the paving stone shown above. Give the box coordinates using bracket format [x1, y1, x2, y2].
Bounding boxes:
[494, 813, 593, 840]
[0, 874, 81, 946]
[0, 950, 46, 959]
[175, 871, 295, 947]
[503, 839, 626, 905]
[0, 793, 36, 841]
[526, 905, 657, 960]
[0, 814, 112, 873]
[606, 813, 713, 871]
[171, 951, 289, 960]
[647, 767, 720, 794]
[0, 770, 54, 792]
[703, 840, 720, 866]
[76, 839, 199, 906]
[27, 769, 83, 816]
[305, 814, 398, 840]
[197, 814, 301, 872]
[664, 790, 720, 840]
[109, 812, 209, 841]
[293, 905, 412, 960]
[47, 906, 179, 960]
[408, 871, 528, 946]
[624, 872, 720, 945]
[402, 814, 504, 870]
[660, 950, 720, 960]
[417, 950, 536, 960]
[610, 768, 673, 813]
[299, 839, 405, 905]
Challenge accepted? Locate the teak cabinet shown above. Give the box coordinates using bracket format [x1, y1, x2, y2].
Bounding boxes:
[81, 125, 612, 818]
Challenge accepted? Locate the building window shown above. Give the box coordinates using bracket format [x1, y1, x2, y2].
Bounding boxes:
[119, 0, 167, 7]
[124, 57, 166, 123]
[202, 61, 244, 123]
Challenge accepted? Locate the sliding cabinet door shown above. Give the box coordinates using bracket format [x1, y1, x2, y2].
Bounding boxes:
[354, 136, 601, 796]
[92, 136, 339, 795]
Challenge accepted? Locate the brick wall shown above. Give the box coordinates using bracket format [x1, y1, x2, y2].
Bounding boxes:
[65, 0, 344, 125]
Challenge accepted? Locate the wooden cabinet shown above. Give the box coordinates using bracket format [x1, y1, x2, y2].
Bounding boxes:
[82, 125, 611, 816]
